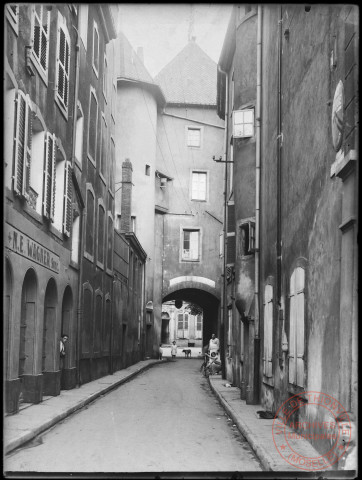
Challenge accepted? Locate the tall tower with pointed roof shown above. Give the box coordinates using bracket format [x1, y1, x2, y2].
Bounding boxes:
[154, 40, 225, 345]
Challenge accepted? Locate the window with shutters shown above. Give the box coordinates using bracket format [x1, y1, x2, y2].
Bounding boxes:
[263, 284, 273, 379]
[288, 267, 306, 388]
[62, 161, 73, 237]
[196, 315, 202, 332]
[30, 5, 50, 82]
[191, 171, 207, 201]
[97, 200, 105, 268]
[85, 185, 95, 260]
[55, 15, 70, 117]
[100, 113, 107, 181]
[5, 76, 17, 191]
[43, 132, 56, 220]
[177, 312, 189, 339]
[6, 4, 19, 35]
[13, 91, 32, 202]
[92, 21, 99, 77]
[71, 202, 81, 265]
[75, 102, 84, 166]
[240, 221, 255, 256]
[29, 109, 46, 214]
[79, 4, 88, 50]
[52, 142, 67, 233]
[88, 88, 98, 166]
[181, 229, 200, 262]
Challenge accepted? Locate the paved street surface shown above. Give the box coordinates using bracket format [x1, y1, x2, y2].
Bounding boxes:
[5, 359, 263, 474]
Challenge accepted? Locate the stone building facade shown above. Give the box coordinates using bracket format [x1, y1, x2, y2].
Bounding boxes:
[217, 3, 358, 457]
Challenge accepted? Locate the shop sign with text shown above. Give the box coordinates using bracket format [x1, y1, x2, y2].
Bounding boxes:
[5, 223, 60, 273]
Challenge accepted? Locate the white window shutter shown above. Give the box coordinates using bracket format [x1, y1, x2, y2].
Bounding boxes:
[24, 106, 33, 199]
[296, 276, 305, 387]
[63, 161, 72, 236]
[43, 133, 55, 219]
[288, 294, 296, 384]
[13, 92, 28, 196]
[190, 231, 199, 259]
[267, 300, 273, 377]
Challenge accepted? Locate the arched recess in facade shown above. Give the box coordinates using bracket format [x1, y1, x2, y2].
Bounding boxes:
[19, 268, 38, 403]
[4, 257, 13, 383]
[42, 278, 58, 396]
[163, 279, 221, 348]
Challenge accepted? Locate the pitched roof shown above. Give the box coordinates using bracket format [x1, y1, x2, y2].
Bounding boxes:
[118, 31, 155, 84]
[117, 32, 165, 106]
[155, 39, 217, 106]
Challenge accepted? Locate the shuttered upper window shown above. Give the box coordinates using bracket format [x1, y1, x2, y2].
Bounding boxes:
[6, 4, 19, 34]
[43, 132, 56, 221]
[182, 229, 200, 261]
[92, 21, 99, 77]
[263, 285, 273, 378]
[88, 88, 98, 165]
[63, 161, 73, 237]
[56, 16, 70, 116]
[288, 267, 305, 388]
[32, 5, 50, 77]
[13, 91, 32, 201]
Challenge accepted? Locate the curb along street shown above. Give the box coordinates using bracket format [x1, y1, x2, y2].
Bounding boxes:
[4, 359, 162, 455]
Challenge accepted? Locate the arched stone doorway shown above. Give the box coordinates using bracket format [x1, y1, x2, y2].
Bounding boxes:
[61, 286, 74, 390]
[42, 278, 58, 396]
[163, 287, 220, 352]
[161, 311, 170, 344]
[19, 268, 41, 404]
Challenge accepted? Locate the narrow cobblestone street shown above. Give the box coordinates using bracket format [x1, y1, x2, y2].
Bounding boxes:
[5, 360, 263, 474]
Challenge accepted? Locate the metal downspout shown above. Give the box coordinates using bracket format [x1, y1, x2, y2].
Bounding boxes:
[250, 4, 263, 405]
[218, 65, 228, 380]
[277, 6, 283, 306]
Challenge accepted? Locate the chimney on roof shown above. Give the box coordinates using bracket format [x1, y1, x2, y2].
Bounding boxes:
[137, 47, 144, 64]
[120, 158, 133, 233]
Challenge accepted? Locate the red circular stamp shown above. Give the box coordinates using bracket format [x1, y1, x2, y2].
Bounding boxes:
[272, 391, 353, 471]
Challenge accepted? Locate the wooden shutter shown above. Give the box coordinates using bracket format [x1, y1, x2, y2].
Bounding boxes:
[288, 271, 296, 384]
[43, 133, 55, 219]
[57, 27, 70, 108]
[33, 6, 49, 72]
[63, 161, 72, 236]
[295, 268, 305, 387]
[13, 92, 28, 196]
[263, 285, 273, 377]
[227, 203, 235, 264]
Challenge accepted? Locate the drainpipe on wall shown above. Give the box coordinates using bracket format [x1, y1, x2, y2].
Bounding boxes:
[218, 65, 228, 380]
[277, 5, 283, 306]
[70, 25, 83, 388]
[251, 4, 263, 404]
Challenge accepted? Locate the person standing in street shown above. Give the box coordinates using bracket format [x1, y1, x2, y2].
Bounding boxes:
[209, 333, 219, 354]
[171, 341, 178, 359]
[60, 334, 68, 370]
[159, 343, 163, 360]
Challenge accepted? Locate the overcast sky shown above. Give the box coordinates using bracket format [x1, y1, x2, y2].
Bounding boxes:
[117, 4, 233, 77]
